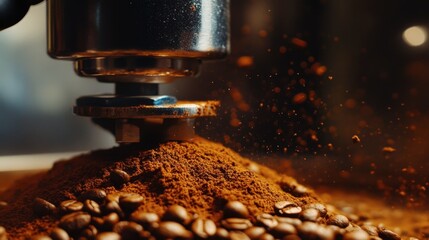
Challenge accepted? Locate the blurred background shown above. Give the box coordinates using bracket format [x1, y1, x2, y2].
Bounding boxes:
[0, 0, 428, 207]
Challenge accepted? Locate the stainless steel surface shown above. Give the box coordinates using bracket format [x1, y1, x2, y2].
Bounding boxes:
[48, 0, 230, 82]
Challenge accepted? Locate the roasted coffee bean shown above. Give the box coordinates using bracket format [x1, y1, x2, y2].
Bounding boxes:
[361, 225, 379, 236]
[49, 227, 70, 240]
[303, 203, 327, 217]
[224, 201, 250, 218]
[110, 169, 130, 186]
[299, 208, 320, 222]
[327, 214, 349, 228]
[59, 200, 83, 213]
[59, 211, 91, 232]
[81, 225, 98, 238]
[297, 222, 322, 239]
[215, 227, 230, 239]
[244, 226, 266, 239]
[292, 185, 309, 196]
[91, 217, 105, 230]
[104, 200, 124, 218]
[343, 230, 370, 240]
[0, 226, 7, 240]
[119, 193, 144, 212]
[256, 213, 278, 229]
[275, 201, 302, 217]
[80, 189, 107, 203]
[130, 211, 159, 228]
[229, 231, 251, 240]
[259, 233, 276, 240]
[95, 232, 121, 240]
[106, 193, 122, 203]
[271, 222, 297, 238]
[282, 235, 302, 240]
[34, 197, 56, 216]
[369, 237, 383, 240]
[113, 221, 143, 239]
[275, 217, 302, 227]
[31, 235, 52, 240]
[103, 212, 120, 230]
[191, 218, 217, 238]
[163, 204, 191, 225]
[221, 218, 252, 231]
[155, 221, 193, 239]
[378, 229, 401, 240]
[84, 199, 101, 215]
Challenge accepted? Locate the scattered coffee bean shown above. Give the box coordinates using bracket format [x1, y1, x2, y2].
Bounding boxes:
[361, 225, 379, 236]
[106, 193, 121, 203]
[31, 235, 52, 240]
[343, 230, 370, 240]
[81, 225, 98, 238]
[59, 212, 91, 232]
[110, 169, 130, 186]
[299, 208, 320, 222]
[244, 226, 266, 239]
[102, 212, 120, 230]
[224, 201, 250, 218]
[221, 218, 252, 230]
[155, 221, 193, 239]
[229, 230, 251, 240]
[130, 211, 159, 228]
[259, 233, 276, 240]
[91, 217, 105, 230]
[327, 214, 350, 228]
[378, 228, 401, 240]
[95, 232, 121, 240]
[282, 235, 301, 240]
[271, 222, 297, 238]
[113, 221, 143, 239]
[163, 204, 191, 225]
[274, 201, 302, 217]
[275, 216, 302, 226]
[292, 184, 309, 196]
[369, 237, 383, 240]
[191, 218, 217, 238]
[49, 227, 70, 240]
[256, 213, 278, 229]
[104, 200, 124, 218]
[303, 203, 327, 217]
[0, 226, 7, 240]
[59, 200, 83, 213]
[80, 189, 107, 203]
[34, 197, 56, 216]
[84, 199, 101, 215]
[215, 227, 230, 239]
[297, 221, 322, 239]
[119, 193, 144, 212]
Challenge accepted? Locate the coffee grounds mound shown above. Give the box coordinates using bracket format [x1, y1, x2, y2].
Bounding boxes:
[0, 139, 318, 239]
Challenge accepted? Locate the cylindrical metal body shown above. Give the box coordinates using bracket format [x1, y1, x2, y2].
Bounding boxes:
[47, 0, 230, 83]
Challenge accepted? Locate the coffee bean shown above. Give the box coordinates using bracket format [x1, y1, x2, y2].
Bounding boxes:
[297, 222, 322, 239]
[256, 213, 278, 229]
[224, 201, 249, 218]
[103, 212, 120, 230]
[84, 199, 102, 215]
[34, 197, 56, 216]
[369, 237, 383, 240]
[110, 169, 130, 186]
[244, 226, 266, 239]
[303, 203, 327, 217]
[59, 200, 83, 213]
[31, 235, 52, 240]
[119, 193, 144, 212]
[292, 185, 309, 196]
[163, 204, 191, 225]
[104, 200, 124, 218]
[81, 225, 98, 238]
[230, 231, 251, 240]
[113, 221, 143, 239]
[91, 217, 105, 230]
[215, 227, 230, 239]
[274, 201, 302, 217]
[299, 208, 320, 222]
[95, 232, 121, 240]
[49, 227, 70, 240]
[59, 212, 91, 232]
[378, 229, 401, 240]
[106, 193, 122, 203]
[130, 211, 159, 228]
[361, 225, 379, 236]
[80, 189, 107, 203]
[275, 217, 302, 227]
[155, 221, 193, 239]
[191, 218, 217, 238]
[343, 230, 370, 240]
[327, 214, 349, 228]
[0, 226, 6, 240]
[282, 235, 302, 240]
[259, 233, 276, 240]
[271, 222, 297, 238]
[221, 218, 252, 231]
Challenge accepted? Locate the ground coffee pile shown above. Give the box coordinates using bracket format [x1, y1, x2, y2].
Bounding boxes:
[0, 139, 319, 239]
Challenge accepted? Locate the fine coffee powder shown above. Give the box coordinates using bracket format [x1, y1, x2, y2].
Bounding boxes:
[0, 139, 318, 238]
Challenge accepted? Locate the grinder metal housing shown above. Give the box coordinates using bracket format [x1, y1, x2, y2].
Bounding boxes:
[47, 0, 230, 142]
